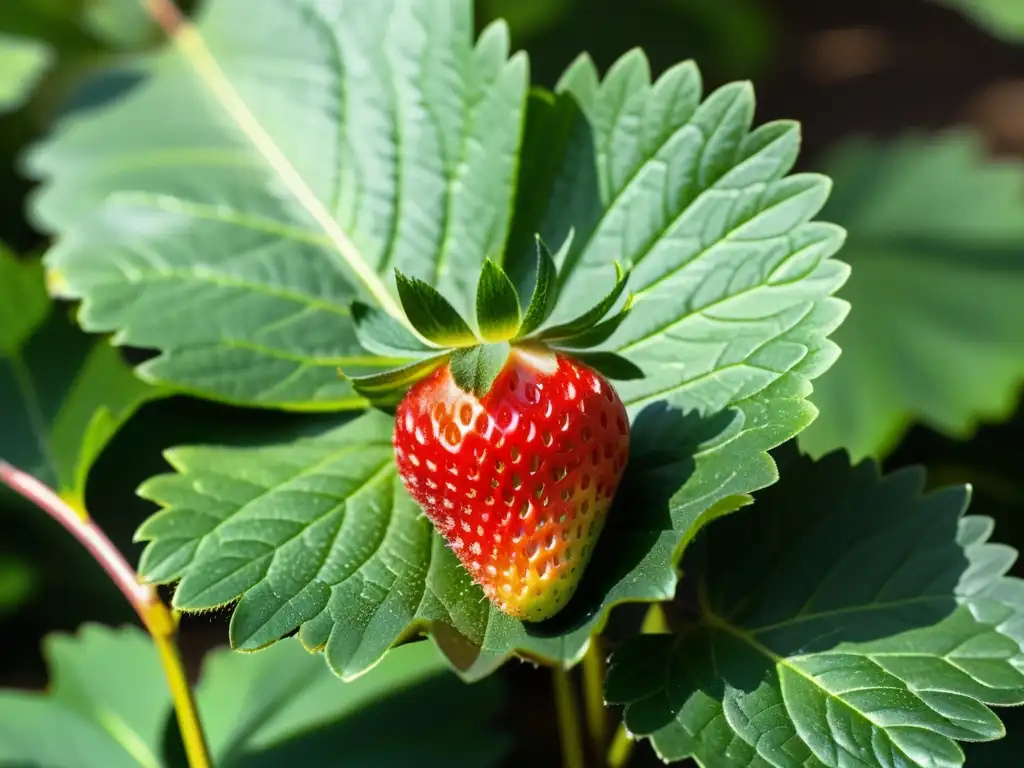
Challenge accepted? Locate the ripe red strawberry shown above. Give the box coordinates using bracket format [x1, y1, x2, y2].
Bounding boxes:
[393, 346, 630, 621]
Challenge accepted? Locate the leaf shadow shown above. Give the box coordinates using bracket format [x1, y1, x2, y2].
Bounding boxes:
[526, 402, 739, 638]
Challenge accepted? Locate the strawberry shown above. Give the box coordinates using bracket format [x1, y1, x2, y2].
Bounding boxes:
[393, 346, 629, 621]
[343, 237, 643, 621]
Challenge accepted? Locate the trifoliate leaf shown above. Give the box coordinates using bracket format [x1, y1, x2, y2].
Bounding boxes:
[607, 452, 1024, 767]
[938, 0, 1024, 41]
[395, 271, 478, 348]
[800, 133, 1024, 461]
[351, 302, 437, 359]
[28, 0, 528, 408]
[449, 342, 511, 396]
[133, 43, 847, 681]
[518, 235, 560, 336]
[0, 33, 51, 113]
[475, 259, 521, 341]
[0, 248, 158, 504]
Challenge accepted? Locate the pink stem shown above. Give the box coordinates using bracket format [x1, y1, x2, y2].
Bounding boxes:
[0, 461, 156, 616]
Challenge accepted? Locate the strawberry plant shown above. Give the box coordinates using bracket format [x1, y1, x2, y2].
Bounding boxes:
[3, 1, 1024, 767]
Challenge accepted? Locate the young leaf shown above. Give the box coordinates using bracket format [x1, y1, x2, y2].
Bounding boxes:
[0, 33, 51, 113]
[608, 452, 1024, 767]
[800, 133, 1024, 461]
[475, 259, 521, 341]
[450, 342, 512, 396]
[538, 262, 628, 340]
[0, 625, 170, 768]
[395, 271, 478, 348]
[517, 235, 560, 336]
[351, 301, 437, 359]
[27, 0, 528, 408]
[0, 249, 158, 504]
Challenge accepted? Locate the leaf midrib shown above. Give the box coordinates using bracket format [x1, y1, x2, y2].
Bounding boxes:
[6, 350, 59, 486]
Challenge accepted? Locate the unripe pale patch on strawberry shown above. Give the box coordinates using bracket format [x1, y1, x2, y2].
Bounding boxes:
[394, 349, 629, 621]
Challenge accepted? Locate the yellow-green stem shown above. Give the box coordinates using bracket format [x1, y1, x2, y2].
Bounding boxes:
[553, 666, 586, 768]
[607, 604, 672, 767]
[582, 638, 609, 753]
[607, 726, 634, 768]
[0, 461, 213, 768]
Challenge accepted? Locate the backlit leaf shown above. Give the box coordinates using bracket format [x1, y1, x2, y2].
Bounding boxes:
[28, 0, 528, 408]
[0, 33, 51, 112]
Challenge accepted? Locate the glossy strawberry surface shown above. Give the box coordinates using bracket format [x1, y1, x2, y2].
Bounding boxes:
[393, 346, 630, 621]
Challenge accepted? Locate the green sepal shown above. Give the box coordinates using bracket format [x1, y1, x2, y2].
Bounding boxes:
[351, 301, 438, 358]
[552, 298, 633, 349]
[394, 270, 478, 348]
[518, 235, 562, 337]
[567, 350, 644, 381]
[450, 342, 512, 398]
[475, 259, 522, 342]
[538, 262, 629, 341]
[342, 354, 450, 407]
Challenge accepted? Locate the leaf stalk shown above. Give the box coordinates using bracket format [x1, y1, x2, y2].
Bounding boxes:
[553, 665, 586, 768]
[0, 460, 212, 768]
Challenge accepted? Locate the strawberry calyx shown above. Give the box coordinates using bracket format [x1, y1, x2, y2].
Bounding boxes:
[340, 233, 643, 405]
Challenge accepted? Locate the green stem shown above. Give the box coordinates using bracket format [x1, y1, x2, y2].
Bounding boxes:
[553, 666, 586, 768]
[606, 604, 672, 767]
[582, 638, 609, 753]
[607, 726, 634, 768]
[0, 461, 213, 768]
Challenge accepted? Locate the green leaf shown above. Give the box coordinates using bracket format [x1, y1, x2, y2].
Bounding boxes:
[351, 302, 436, 359]
[0, 32, 51, 113]
[938, 0, 1024, 41]
[0, 624, 170, 768]
[0, 623, 507, 768]
[517, 234, 561, 336]
[607, 451, 1024, 767]
[449, 341, 512, 396]
[538, 262, 628, 340]
[0, 249, 158, 502]
[133, 47, 848, 681]
[344, 354, 449, 408]
[28, 0, 528, 408]
[139, 404, 774, 681]
[84, 0, 158, 51]
[475, 259, 521, 341]
[507, 52, 848, 422]
[395, 271, 478, 348]
[195, 638, 508, 767]
[799, 133, 1024, 461]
